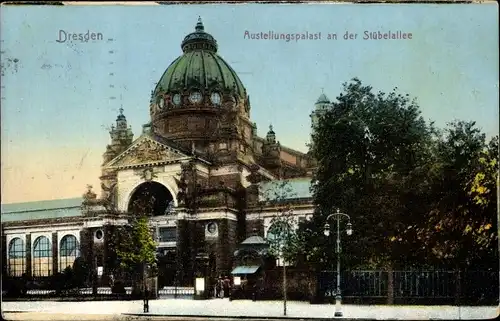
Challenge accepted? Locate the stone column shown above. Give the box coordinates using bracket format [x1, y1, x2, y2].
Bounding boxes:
[215, 219, 228, 276]
[1, 234, 7, 277]
[191, 221, 205, 278]
[102, 225, 109, 281]
[214, 218, 238, 276]
[52, 232, 58, 276]
[176, 219, 191, 286]
[79, 229, 93, 289]
[227, 219, 237, 273]
[25, 234, 32, 278]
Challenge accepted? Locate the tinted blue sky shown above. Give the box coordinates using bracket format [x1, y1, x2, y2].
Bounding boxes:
[1, 3, 498, 203]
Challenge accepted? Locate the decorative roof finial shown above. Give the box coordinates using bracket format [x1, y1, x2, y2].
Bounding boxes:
[269, 124, 273, 132]
[119, 107, 124, 115]
[321, 87, 324, 94]
[83, 184, 96, 201]
[195, 16, 204, 32]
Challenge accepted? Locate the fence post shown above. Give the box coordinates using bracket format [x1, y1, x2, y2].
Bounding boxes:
[454, 269, 461, 305]
[92, 257, 98, 296]
[387, 266, 394, 305]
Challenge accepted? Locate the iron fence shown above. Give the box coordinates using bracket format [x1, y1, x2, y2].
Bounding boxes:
[5, 270, 497, 304]
[319, 270, 498, 304]
[320, 270, 388, 298]
[345, 270, 388, 297]
[22, 286, 194, 297]
[158, 286, 194, 296]
[393, 270, 455, 298]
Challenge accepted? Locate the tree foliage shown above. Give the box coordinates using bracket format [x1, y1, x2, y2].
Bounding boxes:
[109, 189, 158, 279]
[400, 123, 498, 269]
[115, 217, 157, 272]
[72, 257, 90, 287]
[294, 78, 498, 271]
[260, 180, 304, 265]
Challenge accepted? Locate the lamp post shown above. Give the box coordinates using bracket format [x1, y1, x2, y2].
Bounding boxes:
[324, 209, 353, 317]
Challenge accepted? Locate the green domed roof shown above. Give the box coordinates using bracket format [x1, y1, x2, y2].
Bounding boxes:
[153, 18, 246, 99]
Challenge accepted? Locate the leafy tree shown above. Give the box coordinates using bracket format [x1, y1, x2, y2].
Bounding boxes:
[300, 77, 498, 272]
[400, 122, 499, 269]
[110, 190, 158, 294]
[72, 256, 90, 287]
[260, 180, 304, 265]
[302, 78, 439, 270]
[115, 217, 157, 273]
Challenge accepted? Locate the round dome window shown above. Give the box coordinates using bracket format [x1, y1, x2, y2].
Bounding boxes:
[210, 92, 221, 105]
[189, 92, 202, 104]
[207, 222, 217, 235]
[95, 229, 104, 240]
[173, 94, 181, 106]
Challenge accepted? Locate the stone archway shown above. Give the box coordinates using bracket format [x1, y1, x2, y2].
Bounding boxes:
[127, 181, 174, 216]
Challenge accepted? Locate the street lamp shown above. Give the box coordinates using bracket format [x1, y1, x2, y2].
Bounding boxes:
[324, 208, 353, 317]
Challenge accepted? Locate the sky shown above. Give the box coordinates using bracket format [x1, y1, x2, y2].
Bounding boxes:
[1, 3, 498, 204]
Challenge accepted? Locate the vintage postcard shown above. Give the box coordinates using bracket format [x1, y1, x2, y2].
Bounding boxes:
[1, 2, 498, 321]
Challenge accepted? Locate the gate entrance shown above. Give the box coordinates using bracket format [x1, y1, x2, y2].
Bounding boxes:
[128, 182, 174, 216]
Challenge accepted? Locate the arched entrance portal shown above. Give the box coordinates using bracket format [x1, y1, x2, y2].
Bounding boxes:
[128, 182, 174, 216]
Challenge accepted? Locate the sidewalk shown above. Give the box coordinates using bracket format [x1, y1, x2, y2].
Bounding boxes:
[2, 298, 498, 320]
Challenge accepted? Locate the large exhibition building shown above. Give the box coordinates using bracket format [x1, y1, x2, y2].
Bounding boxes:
[1, 18, 334, 288]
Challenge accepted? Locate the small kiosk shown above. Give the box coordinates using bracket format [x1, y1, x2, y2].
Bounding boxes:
[230, 233, 271, 301]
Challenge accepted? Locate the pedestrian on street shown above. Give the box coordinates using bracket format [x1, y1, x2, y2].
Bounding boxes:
[143, 288, 150, 313]
[223, 276, 230, 298]
[216, 278, 222, 298]
[109, 273, 115, 288]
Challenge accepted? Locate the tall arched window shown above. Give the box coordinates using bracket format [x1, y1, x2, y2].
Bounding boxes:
[59, 235, 79, 272]
[8, 238, 26, 276]
[33, 236, 52, 277]
[266, 221, 291, 242]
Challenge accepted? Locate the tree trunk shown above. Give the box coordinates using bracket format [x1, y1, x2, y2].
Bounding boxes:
[131, 264, 146, 298]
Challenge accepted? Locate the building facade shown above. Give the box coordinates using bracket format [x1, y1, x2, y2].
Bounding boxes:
[2, 19, 333, 287]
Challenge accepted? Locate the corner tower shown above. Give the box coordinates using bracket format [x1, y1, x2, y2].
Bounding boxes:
[99, 108, 134, 204]
[309, 92, 332, 152]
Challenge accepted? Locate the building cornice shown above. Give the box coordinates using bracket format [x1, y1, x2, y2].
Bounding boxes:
[246, 206, 314, 220]
[176, 210, 238, 221]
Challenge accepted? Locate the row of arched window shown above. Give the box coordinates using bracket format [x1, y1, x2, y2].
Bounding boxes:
[7, 235, 80, 277]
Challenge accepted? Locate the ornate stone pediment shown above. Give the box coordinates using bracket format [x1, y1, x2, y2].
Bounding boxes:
[105, 136, 190, 169]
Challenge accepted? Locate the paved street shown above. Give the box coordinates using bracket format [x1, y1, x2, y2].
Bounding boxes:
[2, 298, 498, 320]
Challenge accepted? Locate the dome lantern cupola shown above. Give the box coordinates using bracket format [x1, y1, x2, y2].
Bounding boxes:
[266, 124, 276, 144]
[315, 91, 331, 111]
[195, 16, 204, 32]
[316, 93, 330, 105]
[262, 124, 281, 173]
[116, 107, 127, 129]
[181, 16, 218, 53]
